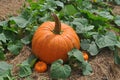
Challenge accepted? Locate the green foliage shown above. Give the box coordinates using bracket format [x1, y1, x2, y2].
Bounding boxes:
[93, 31, 119, 48]
[114, 47, 120, 64]
[114, 0, 120, 5]
[114, 15, 120, 26]
[50, 59, 71, 79]
[68, 48, 84, 62]
[68, 48, 92, 75]
[81, 61, 93, 75]
[18, 55, 37, 78]
[0, 62, 15, 80]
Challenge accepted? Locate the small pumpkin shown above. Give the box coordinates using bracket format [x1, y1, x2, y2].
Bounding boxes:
[32, 13, 80, 64]
[82, 51, 89, 61]
[34, 61, 47, 73]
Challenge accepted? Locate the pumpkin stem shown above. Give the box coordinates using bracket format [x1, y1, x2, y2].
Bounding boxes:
[52, 13, 61, 34]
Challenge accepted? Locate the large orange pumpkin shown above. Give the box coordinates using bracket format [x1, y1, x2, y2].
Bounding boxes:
[32, 13, 80, 64]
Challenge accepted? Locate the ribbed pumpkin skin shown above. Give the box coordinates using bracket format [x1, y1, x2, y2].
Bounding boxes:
[32, 21, 80, 64]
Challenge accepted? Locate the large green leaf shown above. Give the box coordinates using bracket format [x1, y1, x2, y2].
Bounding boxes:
[114, 0, 120, 5]
[80, 10, 108, 27]
[81, 39, 90, 50]
[10, 15, 28, 28]
[82, 61, 93, 75]
[0, 62, 12, 78]
[50, 59, 71, 79]
[68, 48, 93, 75]
[55, 1, 64, 8]
[21, 35, 31, 45]
[116, 41, 120, 48]
[68, 48, 84, 62]
[72, 18, 94, 33]
[114, 48, 120, 64]
[60, 5, 77, 15]
[0, 33, 7, 43]
[0, 21, 8, 27]
[7, 41, 23, 55]
[93, 31, 118, 48]
[18, 55, 37, 78]
[19, 65, 32, 78]
[114, 15, 120, 26]
[87, 41, 99, 56]
[0, 49, 5, 60]
[91, 10, 114, 20]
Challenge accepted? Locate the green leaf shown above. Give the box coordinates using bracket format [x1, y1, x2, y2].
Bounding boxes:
[10, 15, 28, 28]
[18, 55, 36, 78]
[55, 1, 64, 8]
[116, 41, 120, 48]
[81, 39, 90, 50]
[73, 18, 89, 26]
[114, 15, 120, 26]
[26, 54, 37, 68]
[87, 41, 99, 56]
[0, 49, 5, 60]
[0, 77, 3, 80]
[72, 18, 94, 33]
[3, 30, 17, 41]
[19, 65, 32, 78]
[0, 62, 12, 78]
[60, 5, 77, 15]
[50, 59, 71, 79]
[96, 11, 113, 20]
[0, 33, 7, 43]
[7, 41, 23, 55]
[81, 61, 92, 75]
[114, 48, 120, 64]
[76, 25, 94, 34]
[68, 48, 93, 75]
[93, 31, 118, 48]
[21, 35, 31, 45]
[114, 0, 120, 5]
[80, 10, 108, 27]
[0, 21, 8, 27]
[68, 48, 84, 62]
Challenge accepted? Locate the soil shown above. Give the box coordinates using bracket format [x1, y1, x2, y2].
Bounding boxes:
[0, 0, 25, 21]
[0, 0, 120, 80]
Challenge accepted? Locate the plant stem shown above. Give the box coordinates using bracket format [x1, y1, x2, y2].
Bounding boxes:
[52, 13, 61, 34]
